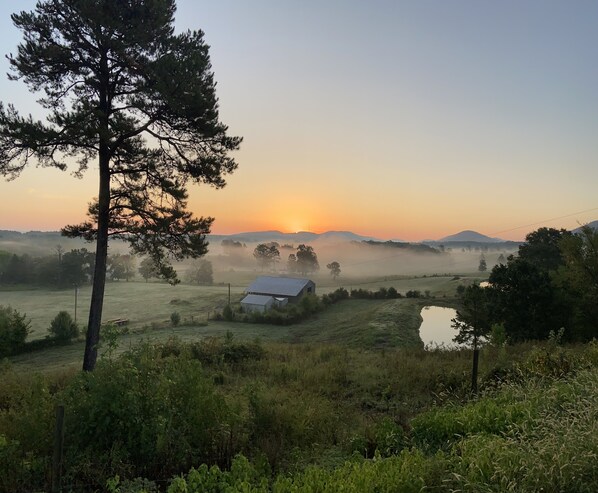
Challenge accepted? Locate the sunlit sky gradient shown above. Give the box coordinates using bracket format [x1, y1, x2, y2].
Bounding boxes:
[0, 1, 597, 241]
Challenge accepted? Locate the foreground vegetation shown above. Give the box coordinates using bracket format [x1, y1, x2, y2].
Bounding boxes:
[1, 335, 597, 492]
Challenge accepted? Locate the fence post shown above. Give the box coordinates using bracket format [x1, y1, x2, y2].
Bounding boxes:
[52, 404, 65, 493]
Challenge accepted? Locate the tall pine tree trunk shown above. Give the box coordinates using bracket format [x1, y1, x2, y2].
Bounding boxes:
[82, 61, 110, 372]
[82, 153, 110, 371]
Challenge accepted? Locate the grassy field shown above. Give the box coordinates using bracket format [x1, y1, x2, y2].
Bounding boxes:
[9, 297, 457, 373]
[1, 274, 474, 340]
[3, 274, 473, 372]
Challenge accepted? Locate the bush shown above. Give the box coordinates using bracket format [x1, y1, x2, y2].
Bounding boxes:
[350, 287, 402, 299]
[0, 306, 30, 357]
[48, 311, 79, 342]
[321, 287, 349, 305]
[62, 344, 233, 488]
[222, 305, 234, 321]
[170, 311, 181, 327]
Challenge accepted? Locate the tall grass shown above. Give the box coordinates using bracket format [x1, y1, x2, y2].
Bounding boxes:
[1, 338, 596, 492]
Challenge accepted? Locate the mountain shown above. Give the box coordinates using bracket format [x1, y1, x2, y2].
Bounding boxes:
[438, 230, 504, 243]
[572, 220, 598, 234]
[208, 230, 379, 244]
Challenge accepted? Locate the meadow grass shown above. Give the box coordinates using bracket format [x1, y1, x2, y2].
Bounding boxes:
[4, 336, 594, 492]
[1, 274, 464, 342]
[1, 281, 236, 340]
[8, 293, 459, 373]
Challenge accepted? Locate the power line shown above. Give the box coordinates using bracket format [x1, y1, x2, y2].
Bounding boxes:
[336, 207, 598, 270]
[489, 207, 598, 236]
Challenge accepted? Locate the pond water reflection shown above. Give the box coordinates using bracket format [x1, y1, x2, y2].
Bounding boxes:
[419, 306, 459, 348]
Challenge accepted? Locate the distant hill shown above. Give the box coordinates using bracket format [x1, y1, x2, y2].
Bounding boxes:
[361, 240, 440, 255]
[208, 230, 379, 244]
[572, 220, 598, 234]
[438, 230, 504, 243]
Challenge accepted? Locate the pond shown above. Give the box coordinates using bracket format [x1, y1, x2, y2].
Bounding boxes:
[419, 306, 459, 348]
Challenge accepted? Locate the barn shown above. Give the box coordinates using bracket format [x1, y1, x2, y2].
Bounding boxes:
[246, 276, 315, 302]
[240, 276, 315, 313]
[239, 294, 275, 313]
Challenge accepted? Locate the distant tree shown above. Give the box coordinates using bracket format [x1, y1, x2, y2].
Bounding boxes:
[253, 243, 280, 271]
[34, 255, 61, 286]
[296, 244, 319, 275]
[326, 261, 341, 280]
[452, 284, 491, 393]
[0, 1, 241, 371]
[138, 257, 159, 282]
[496, 253, 506, 264]
[0, 305, 30, 357]
[221, 239, 245, 255]
[60, 249, 94, 286]
[2, 254, 34, 285]
[108, 254, 136, 281]
[478, 254, 487, 272]
[287, 253, 297, 273]
[0, 251, 10, 280]
[186, 259, 213, 285]
[55, 244, 64, 261]
[49, 311, 79, 342]
[221, 239, 244, 248]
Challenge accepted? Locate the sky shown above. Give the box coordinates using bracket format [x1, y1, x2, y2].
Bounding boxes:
[0, 0, 597, 241]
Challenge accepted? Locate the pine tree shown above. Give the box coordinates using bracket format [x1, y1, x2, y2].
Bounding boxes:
[0, 1, 241, 370]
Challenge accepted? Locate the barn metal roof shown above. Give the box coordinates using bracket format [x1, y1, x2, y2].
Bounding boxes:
[241, 294, 275, 306]
[246, 276, 313, 297]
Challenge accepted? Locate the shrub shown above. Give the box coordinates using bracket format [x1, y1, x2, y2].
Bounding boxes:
[350, 288, 402, 300]
[62, 344, 233, 488]
[387, 286, 400, 298]
[0, 306, 30, 357]
[222, 305, 234, 321]
[322, 287, 349, 305]
[48, 311, 79, 341]
[170, 311, 181, 327]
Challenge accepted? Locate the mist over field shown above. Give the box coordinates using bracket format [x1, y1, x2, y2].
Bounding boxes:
[0, 228, 520, 283]
[207, 236, 516, 278]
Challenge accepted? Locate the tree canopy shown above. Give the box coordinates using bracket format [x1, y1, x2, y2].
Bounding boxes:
[326, 261, 341, 279]
[295, 244, 319, 275]
[0, 0, 241, 370]
[518, 227, 572, 272]
[253, 243, 280, 271]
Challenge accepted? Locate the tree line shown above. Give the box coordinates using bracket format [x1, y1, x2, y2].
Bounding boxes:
[453, 225, 598, 392]
[0, 249, 144, 287]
